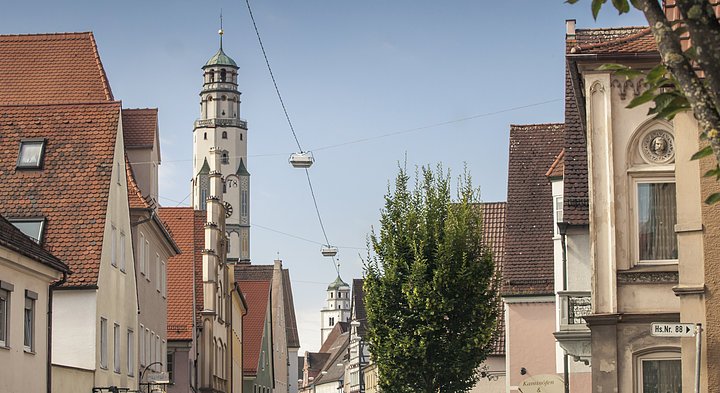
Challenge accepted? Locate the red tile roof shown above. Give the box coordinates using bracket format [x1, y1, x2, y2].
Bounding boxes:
[159, 207, 205, 340]
[568, 27, 657, 55]
[0, 214, 69, 274]
[503, 123, 564, 296]
[238, 280, 271, 374]
[480, 202, 506, 355]
[546, 149, 565, 179]
[122, 108, 158, 149]
[0, 102, 121, 287]
[0, 32, 113, 105]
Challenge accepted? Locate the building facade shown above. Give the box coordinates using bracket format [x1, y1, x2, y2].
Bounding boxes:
[320, 275, 351, 345]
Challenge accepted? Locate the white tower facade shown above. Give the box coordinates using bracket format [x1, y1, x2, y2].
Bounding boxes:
[320, 275, 351, 344]
[192, 34, 250, 263]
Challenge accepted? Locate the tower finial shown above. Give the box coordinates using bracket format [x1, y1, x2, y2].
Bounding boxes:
[219, 10, 224, 49]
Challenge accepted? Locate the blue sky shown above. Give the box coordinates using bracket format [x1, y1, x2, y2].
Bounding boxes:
[2, 1, 647, 353]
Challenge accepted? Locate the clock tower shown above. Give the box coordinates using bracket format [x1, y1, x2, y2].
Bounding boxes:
[192, 28, 250, 263]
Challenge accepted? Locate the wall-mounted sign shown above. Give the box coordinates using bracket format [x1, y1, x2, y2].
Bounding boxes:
[518, 374, 564, 393]
[650, 322, 696, 337]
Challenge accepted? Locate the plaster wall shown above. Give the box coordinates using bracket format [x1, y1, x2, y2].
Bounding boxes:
[93, 116, 139, 389]
[167, 342, 192, 393]
[0, 251, 63, 393]
[289, 348, 299, 393]
[505, 299, 557, 392]
[52, 364, 94, 393]
[469, 355, 505, 393]
[52, 289, 97, 369]
[126, 146, 159, 202]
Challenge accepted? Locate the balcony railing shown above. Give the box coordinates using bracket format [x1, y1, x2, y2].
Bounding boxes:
[194, 118, 248, 130]
[558, 291, 591, 328]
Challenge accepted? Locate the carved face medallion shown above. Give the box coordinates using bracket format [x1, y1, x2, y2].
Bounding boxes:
[640, 130, 674, 164]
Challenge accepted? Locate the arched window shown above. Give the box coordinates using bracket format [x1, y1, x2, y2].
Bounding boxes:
[634, 349, 681, 392]
[222, 131, 228, 139]
[221, 95, 227, 101]
[203, 132, 207, 140]
[240, 133, 243, 141]
[209, 71, 215, 83]
[220, 69, 226, 82]
[221, 151, 229, 165]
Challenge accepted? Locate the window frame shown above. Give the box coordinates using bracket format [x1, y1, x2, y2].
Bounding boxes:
[113, 323, 121, 373]
[9, 218, 46, 244]
[634, 349, 681, 393]
[631, 175, 678, 266]
[119, 231, 126, 272]
[111, 225, 117, 267]
[127, 329, 135, 376]
[139, 232, 146, 275]
[139, 324, 145, 367]
[100, 317, 108, 369]
[0, 282, 12, 348]
[16, 138, 47, 169]
[23, 290, 37, 353]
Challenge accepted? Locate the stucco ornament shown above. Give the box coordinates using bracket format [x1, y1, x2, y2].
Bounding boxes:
[640, 130, 675, 164]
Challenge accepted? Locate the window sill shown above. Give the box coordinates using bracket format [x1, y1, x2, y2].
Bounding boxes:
[24, 348, 36, 355]
[623, 264, 678, 273]
[0, 344, 9, 351]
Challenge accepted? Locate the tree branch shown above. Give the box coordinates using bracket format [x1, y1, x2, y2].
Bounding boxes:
[675, 0, 720, 111]
[639, 0, 720, 163]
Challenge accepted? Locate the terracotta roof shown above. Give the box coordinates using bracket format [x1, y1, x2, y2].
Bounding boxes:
[546, 149, 565, 179]
[126, 155, 154, 210]
[568, 26, 658, 55]
[319, 322, 349, 353]
[503, 123, 564, 296]
[562, 64, 590, 225]
[238, 280, 271, 374]
[122, 108, 158, 149]
[0, 102, 121, 287]
[234, 263, 301, 348]
[0, 32, 113, 105]
[480, 202, 506, 355]
[351, 279, 367, 337]
[159, 207, 205, 340]
[312, 326, 350, 386]
[0, 214, 69, 274]
[304, 352, 330, 381]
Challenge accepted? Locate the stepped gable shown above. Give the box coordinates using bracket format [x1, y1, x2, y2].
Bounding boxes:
[503, 123, 564, 296]
[0, 32, 113, 105]
[0, 102, 121, 287]
[237, 280, 271, 374]
[122, 108, 158, 149]
[158, 207, 205, 340]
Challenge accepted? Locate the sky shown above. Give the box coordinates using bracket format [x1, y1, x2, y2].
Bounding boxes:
[1, 1, 647, 354]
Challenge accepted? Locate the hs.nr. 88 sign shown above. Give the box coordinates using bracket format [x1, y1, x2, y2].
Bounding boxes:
[650, 322, 696, 337]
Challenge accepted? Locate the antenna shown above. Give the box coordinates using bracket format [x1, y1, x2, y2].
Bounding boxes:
[219, 9, 224, 49]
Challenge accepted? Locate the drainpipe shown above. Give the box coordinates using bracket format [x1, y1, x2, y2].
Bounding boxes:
[557, 222, 569, 393]
[47, 271, 68, 393]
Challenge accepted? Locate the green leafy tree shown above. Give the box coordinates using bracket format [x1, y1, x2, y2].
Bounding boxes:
[364, 165, 498, 393]
[569, 0, 720, 202]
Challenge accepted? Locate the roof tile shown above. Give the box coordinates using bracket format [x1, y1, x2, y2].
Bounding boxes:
[122, 108, 158, 149]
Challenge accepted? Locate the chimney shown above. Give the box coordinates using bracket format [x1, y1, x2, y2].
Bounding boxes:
[565, 19, 576, 38]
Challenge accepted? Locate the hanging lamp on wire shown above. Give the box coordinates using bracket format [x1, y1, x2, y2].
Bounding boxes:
[320, 245, 338, 257]
[289, 151, 314, 168]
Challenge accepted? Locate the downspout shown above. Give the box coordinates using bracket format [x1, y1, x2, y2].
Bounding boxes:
[47, 271, 68, 393]
[558, 222, 569, 393]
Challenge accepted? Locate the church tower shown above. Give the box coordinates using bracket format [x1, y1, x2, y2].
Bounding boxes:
[320, 274, 351, 344]
[192, 27, 250, 263]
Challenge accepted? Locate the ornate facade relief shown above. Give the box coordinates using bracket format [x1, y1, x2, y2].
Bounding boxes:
[611, 78, 644, 100]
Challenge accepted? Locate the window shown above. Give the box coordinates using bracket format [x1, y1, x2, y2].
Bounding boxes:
[161, 260, 167, 297]
[553, 196, 564, 235]
[241, 190, 248, 216]
[24, 290, 36, 352]
[635, 180, 677, 263]
[330, 292, 333, 298]
[139, 324, 145, 366]
[240, 133, 243, 141]
[162, 340, 167, 371]
[145, 239, 150, 281]
[0, 282, 11, 347]
[111, 225, 117, 267]
[139, 232, 146, 275]
[636, 351, 681, 393]
[220, 69, 227, 82]
[222, 131, 228, 139]
[221, 151, 229, 165]
[155, 335, 161, 369]
[329, 317, 334, 327]
[17, 139, 46, 169]
[145, 328, 150, 366]
[9, 218, 45, 244]
[100, 318, 108, 368]
[167, 351, 175, 383]
[127, 329, 134, 376]
[156, 254, 161, 292]
[204, 132, 207, 140]
[209, 71, 215, 83]
[150, 331, 155, 366]
[119, 232, 126, 272]
[114, 323, 120, 373]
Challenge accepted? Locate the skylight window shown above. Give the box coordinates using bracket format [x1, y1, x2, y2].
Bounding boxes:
[16, 139, 46, 169]
[9, 218, 46, 244]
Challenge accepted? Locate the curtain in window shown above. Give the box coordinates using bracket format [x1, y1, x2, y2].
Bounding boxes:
[638, 183, 677, 261]
[642, 359, 681, 393]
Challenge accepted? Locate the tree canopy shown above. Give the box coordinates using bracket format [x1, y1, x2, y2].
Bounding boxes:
[364, 165, 498, 393]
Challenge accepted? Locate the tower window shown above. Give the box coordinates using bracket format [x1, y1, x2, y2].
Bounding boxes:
[204, 132, 207, 140]
[209, 72, 215, 83]
[220, 69, 227, 82]
[329, 317, 334, 326]
[222, 131, 228, 139]
[221, 152, 229, 165]
[221, 95, 227, 101]
[240, 133, 243, 141]
[330, 292, 333, 298]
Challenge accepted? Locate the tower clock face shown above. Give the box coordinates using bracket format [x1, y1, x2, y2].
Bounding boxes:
[224, 201, 233, 218]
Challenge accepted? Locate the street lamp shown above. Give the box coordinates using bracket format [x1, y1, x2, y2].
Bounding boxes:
[140, 361, 164, 393]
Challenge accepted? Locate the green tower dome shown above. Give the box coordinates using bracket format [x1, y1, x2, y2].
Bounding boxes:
[327, 275, 349, 291]
[204, 47, 237, 68]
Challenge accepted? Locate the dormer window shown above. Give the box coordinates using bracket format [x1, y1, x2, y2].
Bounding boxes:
[17, 139, 46, 169]
[9, 218, 46, 244]
[220, 69, 227, 82]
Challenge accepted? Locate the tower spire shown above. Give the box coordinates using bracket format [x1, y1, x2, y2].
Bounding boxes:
[219, 10, 224, 49]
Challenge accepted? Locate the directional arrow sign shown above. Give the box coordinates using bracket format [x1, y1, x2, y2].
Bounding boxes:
[651, 322, 696, 337]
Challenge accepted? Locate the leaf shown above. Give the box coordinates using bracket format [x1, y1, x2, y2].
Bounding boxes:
[703, 167, 719, 178]
[565, 0, 580, 3]
[646, 65, 667, 85]
[598, 63, 630, 71]
[691, 145, 713, 161]
[628, 89, 656, 108]
[612, 0, 630, 13]
[705, 192, 720, 205]
[629, 0, 643, 8]
[592, 0, 607, 19]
